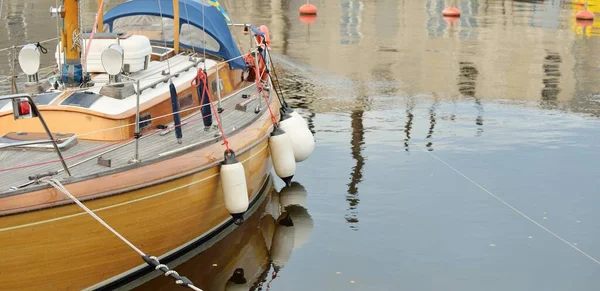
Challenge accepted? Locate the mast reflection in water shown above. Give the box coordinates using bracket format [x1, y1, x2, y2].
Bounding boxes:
[458, 61, 484, 136]
[133, 180, 313, 291]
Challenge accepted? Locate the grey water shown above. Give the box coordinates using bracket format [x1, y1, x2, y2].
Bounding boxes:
[1, 0, 600, 290]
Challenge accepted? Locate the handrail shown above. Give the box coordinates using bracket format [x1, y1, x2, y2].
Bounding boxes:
[0, 94, 71, 176]
[0, 139, 54, 150]
[0, 44, 263, 178]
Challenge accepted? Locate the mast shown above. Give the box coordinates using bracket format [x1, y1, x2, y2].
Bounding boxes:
[97, 0, 104, 32]
[173, 0, 180, 53]
[51, 0, 83, 87]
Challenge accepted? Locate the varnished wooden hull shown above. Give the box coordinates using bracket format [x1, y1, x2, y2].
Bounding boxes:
[0, 98, 279, 290]
[132, 186, 277, 291]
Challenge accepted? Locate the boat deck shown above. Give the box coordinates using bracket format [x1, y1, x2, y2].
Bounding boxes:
[0, 83, 272, 195]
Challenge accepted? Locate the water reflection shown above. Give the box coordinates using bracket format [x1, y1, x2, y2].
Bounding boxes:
[134, 182, 313, 291]
[541, 50, 562, 107]
[404, 101, 415, 152]
[426, 99, 439, 151]
[340, 0, 363, 45]
[346, 109, 365, 231]
[1, 0, 599, 119]
[458, 0, 480, 40]
[425, 0, 447, 38]
[458, 61, 484, 136]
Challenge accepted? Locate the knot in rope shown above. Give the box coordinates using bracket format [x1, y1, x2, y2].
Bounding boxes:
[36, 42, 48, 54]
[191, 68, 207, 89]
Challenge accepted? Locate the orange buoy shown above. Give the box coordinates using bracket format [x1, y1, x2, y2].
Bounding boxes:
[299, 3, 317, 15]
[300, 14, 317, 24]
[443, 16, 459, 25]
[442, 7, 461, 17]
[576, 19, 594, 28]
[576, 10, 594, 21]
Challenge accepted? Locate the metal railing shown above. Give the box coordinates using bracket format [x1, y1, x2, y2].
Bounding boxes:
[0, 93, 71, 177]
[0, 29, 269, 183]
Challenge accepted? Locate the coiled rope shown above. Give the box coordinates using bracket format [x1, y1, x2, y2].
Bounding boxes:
[44, 178, 204, 291]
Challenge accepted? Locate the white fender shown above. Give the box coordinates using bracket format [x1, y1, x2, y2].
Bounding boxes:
[279, 114, 315, 163]
[271, 212, 295, 270]
[280, 182, 307, 208]
[220, 150, 249, 225]
[260, 214, 276, 252]
[285, 205, 314, 249]
[290, 110, 308, 128]
[266, 190, 281, 219]
[269, 127, 296, 186]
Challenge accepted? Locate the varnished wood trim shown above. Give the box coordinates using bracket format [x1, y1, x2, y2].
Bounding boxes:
[89, 175, 272, 291]
[0, 142, 268, 233]
[0, 94, 280, 215]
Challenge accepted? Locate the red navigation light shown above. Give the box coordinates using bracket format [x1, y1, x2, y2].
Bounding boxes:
[12, 97, 35, 119]
[18, 100, 31, 116]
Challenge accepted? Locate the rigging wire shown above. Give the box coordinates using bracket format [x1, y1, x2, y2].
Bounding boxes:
[55, 0, 62, 78]
[182, 0, 196, 56]
[412, 142, 600, 266]
[202, 0, 206, 70]
[44, 179, 204, 291]
[157, 0, 171, 74]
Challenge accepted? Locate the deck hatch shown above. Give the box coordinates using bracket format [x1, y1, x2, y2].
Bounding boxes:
[61, 91, 103, 108]
[33, 93, 61, 105]
[0, 132, 78, 151]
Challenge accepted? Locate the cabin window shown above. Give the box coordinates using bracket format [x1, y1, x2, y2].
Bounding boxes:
[180, 23, 220, 52]
[211, 79, 224, 94]
[110, 16, 220, 53]
[178, 93, 194, 110]
[139, 113, 152, 131]
[112, 15, 174, 41]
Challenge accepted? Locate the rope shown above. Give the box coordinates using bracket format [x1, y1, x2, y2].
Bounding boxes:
[265, 268, 278, 290]
[251, 51, 277, 125]
[0, 83, 265, 173]
[0, 46, 263, 171]
[195, 69, 230, 152]
[414, 143, 600, 266]
[264, 49, 287, 107]
[44, 178, 204, 291]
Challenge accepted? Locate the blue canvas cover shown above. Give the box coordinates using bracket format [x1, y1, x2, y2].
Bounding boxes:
[104, 0, 245, 69]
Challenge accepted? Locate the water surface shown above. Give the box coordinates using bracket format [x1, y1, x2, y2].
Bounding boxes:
[1, 0, 600, 290]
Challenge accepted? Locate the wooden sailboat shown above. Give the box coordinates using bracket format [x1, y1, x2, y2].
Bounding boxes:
[134, 183, 314, 291]
[0, 0, 314, 290]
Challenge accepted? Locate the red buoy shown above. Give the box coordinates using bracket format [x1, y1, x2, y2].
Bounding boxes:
[300, 14, 317, 24]
[576, 19, 594, 28]
[576, 10, 594, 21]
[442, 7, 461, 17]
[443, 16, 459, 25]
[299, 3, 317, 15]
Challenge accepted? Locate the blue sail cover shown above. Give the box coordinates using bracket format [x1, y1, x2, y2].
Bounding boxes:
[104, 0, 245, 69]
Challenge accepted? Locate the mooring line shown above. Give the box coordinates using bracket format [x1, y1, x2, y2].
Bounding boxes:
[44, 178, 203, 291]
[414, 143, 600, 266]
